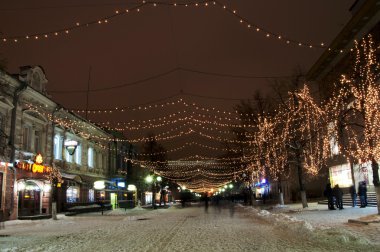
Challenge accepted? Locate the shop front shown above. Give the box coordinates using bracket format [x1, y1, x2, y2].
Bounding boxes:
[15, 156, 52, 218]
[17, 179, 51, 217]
[57, 173, 87, 212]
[329, 162, 375, 190]
[0, 162, 16, 221]
[94, 179, 129, 209]
[253, 179, 270, 199]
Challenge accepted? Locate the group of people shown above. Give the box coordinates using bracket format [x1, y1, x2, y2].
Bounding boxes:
[324, 181, 368, 210]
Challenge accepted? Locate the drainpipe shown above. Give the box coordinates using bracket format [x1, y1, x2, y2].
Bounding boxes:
[50, 106, 61, 166]
[8, 82, 27, 217]
[50, 105, 61, 220]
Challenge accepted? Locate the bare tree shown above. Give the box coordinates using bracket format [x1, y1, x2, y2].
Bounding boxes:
[273, 85, 328, 208]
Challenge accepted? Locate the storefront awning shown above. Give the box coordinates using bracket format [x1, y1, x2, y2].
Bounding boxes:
[61, 173, 83, 183]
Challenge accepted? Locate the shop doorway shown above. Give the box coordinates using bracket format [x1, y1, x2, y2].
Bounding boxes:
[110, 193, 117, 209]
[18, 181, 41, 216]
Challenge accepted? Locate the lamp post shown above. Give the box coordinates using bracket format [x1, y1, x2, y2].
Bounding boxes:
[145, 175, 162, 209]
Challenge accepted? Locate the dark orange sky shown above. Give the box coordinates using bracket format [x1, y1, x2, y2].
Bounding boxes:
[0, 0, 354, 157]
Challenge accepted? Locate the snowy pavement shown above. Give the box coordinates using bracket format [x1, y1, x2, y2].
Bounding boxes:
[0, 202, 379, 252]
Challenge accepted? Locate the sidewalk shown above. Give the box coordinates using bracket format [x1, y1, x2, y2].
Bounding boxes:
[263, 201, 380, 225]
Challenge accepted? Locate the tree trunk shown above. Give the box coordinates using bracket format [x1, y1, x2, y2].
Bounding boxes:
[279, 192, 284, 205]
[52, 178, 58, 220]
[300, 191, 308, 208]
[52, 202, 57, 220]
[371, 159, 380, 214]
[296, 153, 308, 208]
[152, 185, 157, 209]
[278, 179, 284, 205]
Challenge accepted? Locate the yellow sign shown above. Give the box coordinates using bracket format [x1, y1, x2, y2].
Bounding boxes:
[16, 154, 51, 174]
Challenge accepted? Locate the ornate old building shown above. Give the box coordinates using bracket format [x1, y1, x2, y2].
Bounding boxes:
[0, 66, 128, 220]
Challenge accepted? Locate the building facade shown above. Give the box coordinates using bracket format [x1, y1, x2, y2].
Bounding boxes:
[306, 0, 380, 194]
[0, 66, 128, 221]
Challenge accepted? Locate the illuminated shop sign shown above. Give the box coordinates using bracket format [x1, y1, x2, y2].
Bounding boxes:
[16, 153, 51, 174]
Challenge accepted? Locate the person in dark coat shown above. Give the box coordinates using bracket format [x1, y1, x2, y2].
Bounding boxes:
[358, 181, 368, 208]
[333, 184, 343, 210]
[349, 184, 357, 207]
[324, 183, 335, 210]
[204, 193, 209, 213]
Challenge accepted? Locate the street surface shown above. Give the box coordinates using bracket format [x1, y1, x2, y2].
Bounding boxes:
[0, 203, 379, 251]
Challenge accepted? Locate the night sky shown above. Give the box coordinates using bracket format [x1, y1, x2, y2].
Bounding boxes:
[1, 0, 354, 160]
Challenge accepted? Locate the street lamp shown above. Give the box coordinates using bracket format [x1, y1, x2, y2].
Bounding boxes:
[145, 175, 162, 209]
[64, 140, 78, 155]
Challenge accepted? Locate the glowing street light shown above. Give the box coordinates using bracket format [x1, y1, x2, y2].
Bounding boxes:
[145, 175, 153, 183]
[145, 174, 162, 209]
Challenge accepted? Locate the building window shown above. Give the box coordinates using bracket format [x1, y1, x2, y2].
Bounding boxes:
[66, 186, 79, 203]
[65, 146, 73, 163]
[34, 130, 41, 153]
[75, 144, 81, 165]
[89, 189, 95, 202]
[22, 127, 31, 151]
[328, 122, 339, 156]
[54, 134, 62, 160]
[88, 147, 94, 168]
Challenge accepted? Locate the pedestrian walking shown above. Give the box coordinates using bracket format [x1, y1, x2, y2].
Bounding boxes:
[349, 184, 357, 207]
[204, 193, 209, 213]
[358, 181, 368, 208]
[333, 184, 343, 210]
[324, 183, 335, 210]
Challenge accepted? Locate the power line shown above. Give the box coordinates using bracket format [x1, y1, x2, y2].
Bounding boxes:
[0, 1, 141, 11]
[49, 67, 295, 94]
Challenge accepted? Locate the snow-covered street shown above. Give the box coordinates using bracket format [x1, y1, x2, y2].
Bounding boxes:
[0, 203, 379, 252]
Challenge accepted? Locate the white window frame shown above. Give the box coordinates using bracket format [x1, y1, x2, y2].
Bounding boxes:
[54, 134, 63, 160]
[75, 144, 82, 165]
[88, 147, 94, 168]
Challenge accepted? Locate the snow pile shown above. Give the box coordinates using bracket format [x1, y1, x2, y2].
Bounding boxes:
[240, 204, 315, 233]
[236, 204, 374, 248]
[67, 204, 100, 210]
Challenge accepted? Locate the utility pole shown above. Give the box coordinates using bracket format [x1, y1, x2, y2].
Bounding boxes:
[85, 66, 91, 120]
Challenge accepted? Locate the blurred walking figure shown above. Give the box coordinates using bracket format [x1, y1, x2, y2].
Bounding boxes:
[213, 194, 222, 214]
[358, 181, 368, 208]
[333, 184, 343, 210]
[349, 184, 357, 207]
[203, 193, 209, 213]
[324, 183, 335, 210]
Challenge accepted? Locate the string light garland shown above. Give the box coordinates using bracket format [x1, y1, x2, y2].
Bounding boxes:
[1, 0, 326, 49]
[327, 35, 380, 172]
[135, 141, 241, 156]
[21, 95, 251, 190]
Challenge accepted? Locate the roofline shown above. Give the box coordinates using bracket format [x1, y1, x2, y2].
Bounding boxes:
[306, 0, 380, 81]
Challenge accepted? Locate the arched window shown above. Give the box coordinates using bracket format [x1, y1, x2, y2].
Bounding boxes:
[88, 147, 94, 168]
[75, 144, 82, 165]
[53, 134, 62, 160]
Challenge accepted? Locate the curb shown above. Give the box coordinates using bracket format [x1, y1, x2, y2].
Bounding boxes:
[347, 219, 380, 225]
